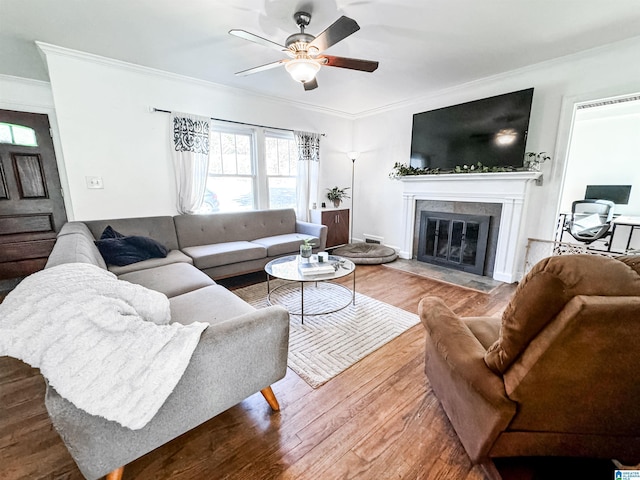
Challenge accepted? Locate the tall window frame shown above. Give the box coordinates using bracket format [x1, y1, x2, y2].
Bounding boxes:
[264, 130, 297, 210]
[201, 123, 297, 213]
[204, 124, 257, 212]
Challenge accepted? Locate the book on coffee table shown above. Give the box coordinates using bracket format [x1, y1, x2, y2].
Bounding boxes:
[298, 261, 335, 276]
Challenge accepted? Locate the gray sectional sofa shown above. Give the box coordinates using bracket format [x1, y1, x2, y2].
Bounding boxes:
[75, 208, 327, 279]
[173, 208, 327, 278]
[41, 208, 326, 480]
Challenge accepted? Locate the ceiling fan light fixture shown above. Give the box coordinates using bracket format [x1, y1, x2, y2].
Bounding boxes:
[230, 12, 377, 91]
[285, 58, 321, 83]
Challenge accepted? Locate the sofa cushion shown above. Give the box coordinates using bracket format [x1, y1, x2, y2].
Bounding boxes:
[57, 222, 95, 238]
[252, 233, 316, 257]
[84, 216, 181, 251]
[118, 262, 215, 298]
[108, 250, 193, 275]
[174, 209, 297, 247]
[485, 254, 640, 374]
[169, 285, 255, 326]
[45, 227, 107, 270]
[182, 241, 266, 269]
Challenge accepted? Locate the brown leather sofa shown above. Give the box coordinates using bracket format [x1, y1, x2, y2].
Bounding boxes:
[419, 254, 640, 473]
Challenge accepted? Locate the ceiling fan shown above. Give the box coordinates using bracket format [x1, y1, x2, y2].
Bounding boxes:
[229, 11, 379, 91]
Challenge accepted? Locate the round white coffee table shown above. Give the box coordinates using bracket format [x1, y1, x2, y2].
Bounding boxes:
[264, 254, 356, 323]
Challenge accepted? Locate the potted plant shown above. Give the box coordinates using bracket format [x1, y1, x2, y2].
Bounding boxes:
[326, 186, 350, 208]
[524, 152, 551, 172]
[299, 238, 315, 259]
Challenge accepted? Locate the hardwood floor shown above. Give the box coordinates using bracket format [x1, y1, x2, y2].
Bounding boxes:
[1, 265, 521, 479]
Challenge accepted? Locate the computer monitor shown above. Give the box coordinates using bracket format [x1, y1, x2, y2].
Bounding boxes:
[584, 184, 632, 205]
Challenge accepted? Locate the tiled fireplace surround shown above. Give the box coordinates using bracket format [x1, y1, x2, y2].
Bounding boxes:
[399, 172, 542, 283]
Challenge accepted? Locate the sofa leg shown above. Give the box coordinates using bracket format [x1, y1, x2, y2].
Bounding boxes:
[106, 466, 124, 480]
[260, 386, 280, 411]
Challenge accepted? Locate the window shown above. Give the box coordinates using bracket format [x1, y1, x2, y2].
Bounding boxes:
[204, 127, 255, 212]
[200, 125, 297, 213]
[0, 122, 38, 146]
[265, 133, 297, 209]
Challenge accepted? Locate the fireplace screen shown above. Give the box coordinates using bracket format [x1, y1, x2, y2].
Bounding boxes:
[417, 211, 491, 275]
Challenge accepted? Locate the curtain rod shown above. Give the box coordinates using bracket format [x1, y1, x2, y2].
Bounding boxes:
[152, 108, 326, 136]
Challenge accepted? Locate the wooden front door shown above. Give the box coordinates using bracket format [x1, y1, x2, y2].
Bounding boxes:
[0, 110, 67, 280]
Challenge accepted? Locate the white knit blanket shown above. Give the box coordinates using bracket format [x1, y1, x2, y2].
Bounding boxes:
[0, 263, 208, 430]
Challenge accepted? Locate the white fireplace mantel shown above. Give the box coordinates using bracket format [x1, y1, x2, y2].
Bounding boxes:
[399, 171, 542, 283]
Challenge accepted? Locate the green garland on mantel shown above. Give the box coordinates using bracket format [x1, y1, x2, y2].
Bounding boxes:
[389, 152, 551, 179]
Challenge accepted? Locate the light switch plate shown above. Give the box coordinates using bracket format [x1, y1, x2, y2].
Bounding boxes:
[86, 176, 104, 189]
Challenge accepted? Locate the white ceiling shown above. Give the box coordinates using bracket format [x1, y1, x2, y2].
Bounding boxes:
[2, 0, 640, 115]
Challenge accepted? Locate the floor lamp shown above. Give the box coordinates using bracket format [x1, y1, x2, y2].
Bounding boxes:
[347, 151, 360, 243]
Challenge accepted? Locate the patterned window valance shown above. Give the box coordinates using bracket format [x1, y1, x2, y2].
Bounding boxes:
[173, 116, 210, 155]
[294, 131, 320, 163]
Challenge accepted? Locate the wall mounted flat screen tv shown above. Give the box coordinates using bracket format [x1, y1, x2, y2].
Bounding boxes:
[410, 88, 534, 172]
[584, 184, 632, 205]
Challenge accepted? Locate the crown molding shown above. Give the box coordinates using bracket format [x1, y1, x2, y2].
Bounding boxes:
[0, 73, 55, 111]
[354, 34, 640, 119]
[35, 42, 355, 120]
[0, 73, 51, 88]
[32, 33, 640, 121]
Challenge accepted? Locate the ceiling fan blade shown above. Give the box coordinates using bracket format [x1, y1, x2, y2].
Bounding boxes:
[229, 29, 287, 52]
[308, 16, 360, 53]
[303, 78, 318, 91]
[234, 60, 286, 76]
[321, 55, 379, 72]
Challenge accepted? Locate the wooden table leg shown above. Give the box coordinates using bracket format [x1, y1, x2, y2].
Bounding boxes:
[260, 386, 280, 411]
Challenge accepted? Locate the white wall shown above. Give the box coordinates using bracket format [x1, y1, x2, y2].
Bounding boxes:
[351, 37, 640, 259]
[560, 99, 640, 216]
[4, 38, 640, 274]
[38, 44, 353, 221]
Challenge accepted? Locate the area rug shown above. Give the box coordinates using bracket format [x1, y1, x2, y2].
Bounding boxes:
[383, 258, 503, 293]
[234, 280, 419, 388]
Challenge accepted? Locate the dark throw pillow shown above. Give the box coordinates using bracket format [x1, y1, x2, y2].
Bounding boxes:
[124, 235, 169, 258]
[100, 225, 125, 239]
[95, 226, 169, 266]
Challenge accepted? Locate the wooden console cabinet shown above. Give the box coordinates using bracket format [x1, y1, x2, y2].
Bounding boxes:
[310, 208, 350, 248]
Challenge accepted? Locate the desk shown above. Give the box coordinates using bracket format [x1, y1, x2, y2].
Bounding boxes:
[609, 216, 640, 253]
[555, 213, 640, 253]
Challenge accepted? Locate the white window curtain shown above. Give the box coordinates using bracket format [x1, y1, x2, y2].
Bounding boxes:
[294, 131, 320, 221]
[170, 112, 211, 214]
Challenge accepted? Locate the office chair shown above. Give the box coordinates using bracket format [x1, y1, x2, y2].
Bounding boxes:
[566, 199, 615, 244]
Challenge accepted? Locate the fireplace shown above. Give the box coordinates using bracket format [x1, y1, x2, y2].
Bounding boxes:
[414, 200, 501, 276]
[418, 211, 491, 275]
[399, 171, 542, 283]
